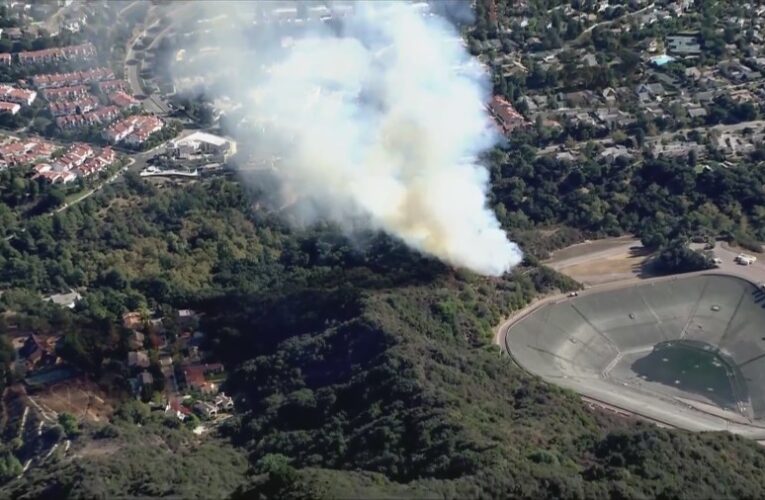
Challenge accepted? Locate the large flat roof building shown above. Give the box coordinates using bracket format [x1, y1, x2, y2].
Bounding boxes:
[667, 34, 702, 55]
[166, 131, 236, 160]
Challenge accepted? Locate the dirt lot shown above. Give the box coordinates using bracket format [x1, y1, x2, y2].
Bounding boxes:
[32, 378, 117, 423]
[545, 236, 652, 285]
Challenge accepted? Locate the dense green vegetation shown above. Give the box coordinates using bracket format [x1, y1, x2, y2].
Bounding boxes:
[2, 173, 765, 497]
[3, 1, 765, 496]
[487, 139, 765, 251]
[1, 412, 249, 499]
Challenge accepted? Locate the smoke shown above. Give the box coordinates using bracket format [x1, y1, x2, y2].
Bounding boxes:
[173, 1, 522, 276]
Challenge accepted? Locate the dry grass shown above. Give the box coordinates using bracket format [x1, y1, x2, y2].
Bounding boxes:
[557, 249, 651, 284]
[34, 378, 117, 423]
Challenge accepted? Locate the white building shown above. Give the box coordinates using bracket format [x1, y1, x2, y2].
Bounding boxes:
[44, 290, 82, 308]
[0, 102, 20, 115]
[736, 253, 757, 265]
[166, 131, 236, 160]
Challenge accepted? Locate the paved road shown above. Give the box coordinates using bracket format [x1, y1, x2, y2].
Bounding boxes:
[53, 159, 133, 214]
[124, 10, 151, 99]
[572, 3, 656, 45]
[124, 3, 190, 115]
[118, 1, 142, 18]
[124, 4, 170, 113]
[648, 120, 765, 144]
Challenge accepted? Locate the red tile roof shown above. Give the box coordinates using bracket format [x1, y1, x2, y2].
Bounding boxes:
[18, 43, 96, 65]
[32, 67, 114, 89]
[488, 96, 528, 134]
[43, 85, 89, 101]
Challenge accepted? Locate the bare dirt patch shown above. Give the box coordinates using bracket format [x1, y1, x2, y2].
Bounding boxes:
[562, 250, 650, 282]
[547, 235, 639, 263]
[546, 237, 653, 285]
[33, 378, 117, 423]
[73, 439, 122, 459]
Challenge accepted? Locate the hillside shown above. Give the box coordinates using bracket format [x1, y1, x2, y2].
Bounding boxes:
[2, 178, 765, 498]
[213, 278, 765, 499]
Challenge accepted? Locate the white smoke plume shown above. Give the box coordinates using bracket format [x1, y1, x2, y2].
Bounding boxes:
[174, 1, 522, 276]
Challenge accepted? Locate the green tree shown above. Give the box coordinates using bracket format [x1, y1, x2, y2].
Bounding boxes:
[58, 413, 80, 437]
[0, 451, 21, 482]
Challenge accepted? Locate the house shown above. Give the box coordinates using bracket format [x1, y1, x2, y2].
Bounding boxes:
[52, 143, 94, 172]
[687, 106, 708, 119]
[487, 95, 528, 134]
[104, 115, 164, 145]
[555, 151, 577, 162]
[653, 72, 678, 87]
[531, 95, 549, 109]
[213, 392, 234, 411]
[652, 141, 704, 158]
[636, 83, 665, 102]
[36, 170, 77, 184]
[598, 146, 634, 164]
[165, 398, 191, 421]
[729, 89, 755, 103]
[123, 118, 164, 146]
[520, 96, 538, 113]
[563, 90, 595, 108]
[19, 334, 58, 371]
[56, 114, 86, 130]
[76, 147, 117, 178]
[193, 401, 218, 418]
[638, 10, 659, 27]
[49, 96, 100, 117]
[128, 350, 150, 369]
[595, 108, 635, 128]
[123, 311, 143, 330]
[569, 111, 597, 127]
[666, 34, 702, 56]
[181, 362, 223, 393]
[177, 309, 199, 328]
[582, 53, 598, 67]
[0, 85, 36, 106]
[695, 91, 715, 104]
[685, 67, 702, 80]
[0, 102, 20, 115]
[103, 119, 133, 143]
[44, 290, 81, 308]
[166, 132, 236, 161]
[17, 42, 96, 65]
[128, 331, 145, 350]
[43, 85, 89, 101]
[73, 105, 120, 129]
[714, 133, 754, 155]
[0, 138, 57, 166]
[32, 67, 114, 89]
[98, 80, 128, 94]
[601, 87, 618, 106]
[138, 370, 153, 387]
[108, 91, 140, 109]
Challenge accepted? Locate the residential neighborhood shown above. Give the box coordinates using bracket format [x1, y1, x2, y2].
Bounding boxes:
[472, 0, 765, 170]
[121, 308, 235, 423]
